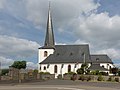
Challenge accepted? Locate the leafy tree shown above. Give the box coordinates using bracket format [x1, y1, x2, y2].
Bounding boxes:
[1, 69, 9, 76]
[77, 68, 84, 74]
[11, 61, 26, 69]
[77, 63, 88, 74]
[110, 67, 118, 76]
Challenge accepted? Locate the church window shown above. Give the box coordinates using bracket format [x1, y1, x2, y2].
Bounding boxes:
[40, 66, 41, 70]
[102, 65, 104, 68]
[54, 65, 57, 73]
[57, 53, 59, 56]
[70, 53, 73, 56]
[44, 66, 46, 70]
[44, 51, 48, 57]
[109, 66, 111, 69]
[96, 58, 99, 61]
[68, 65, 71, 72]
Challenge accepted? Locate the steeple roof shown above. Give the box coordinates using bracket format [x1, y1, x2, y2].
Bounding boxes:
[44, 2, 55, 48]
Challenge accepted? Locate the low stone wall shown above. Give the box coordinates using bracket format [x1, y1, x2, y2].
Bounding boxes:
[1, 76, 10, 80]
[63, 74, 120, 82]
[39, 74, 55, 80]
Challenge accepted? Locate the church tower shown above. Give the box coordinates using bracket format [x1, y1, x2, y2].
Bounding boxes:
[38, 2, 55, 71]
[44, 2, 55, 48]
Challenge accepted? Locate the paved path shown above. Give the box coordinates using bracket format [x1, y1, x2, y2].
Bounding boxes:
[0, 80, 120, 90]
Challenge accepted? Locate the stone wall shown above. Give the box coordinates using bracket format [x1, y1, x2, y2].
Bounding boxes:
[1, 67, 55, 82]
[63, 74, 120, 82]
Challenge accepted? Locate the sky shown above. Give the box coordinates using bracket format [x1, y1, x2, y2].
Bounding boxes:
[0, 0, 120, 69]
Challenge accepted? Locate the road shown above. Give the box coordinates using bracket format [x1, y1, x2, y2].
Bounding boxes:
[0, 80, 120, 90]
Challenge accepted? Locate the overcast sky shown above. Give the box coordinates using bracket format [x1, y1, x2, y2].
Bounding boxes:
[0, 0, 120, 69]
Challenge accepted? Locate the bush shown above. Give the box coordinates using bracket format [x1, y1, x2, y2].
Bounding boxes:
[99, 72, 108, 76]
[77, 68, 84, 75]
[114, 78, 119, 82]
[97, 75, 104, 81]
[1, 69, 9, 76]
[90, 70, 101, 75]
[57, 74, 62, 79]
[39, 72, 50, 74]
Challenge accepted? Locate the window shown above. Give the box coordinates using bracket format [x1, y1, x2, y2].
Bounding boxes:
[56, 53, 59, 56]
[102, 65, 104, 68]
[68, 65, 71, 72]
[109, 66, 111, 70]
[54, 65, 57, 73]
[70, 53, 73, 56]
[44, 66, 46, 70]
[96, 58, 99, 61]
[44, 51, 48, 57]
[40, 66, 41, 70]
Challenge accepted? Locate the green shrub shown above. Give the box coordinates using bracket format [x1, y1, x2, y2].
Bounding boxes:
[90, 70, 101, 75]
[1, 69, 9, 76]
[97, 75, 104, 81]
[99, 72, 108, 76]
[57, 74, 62, 79]
[39, 72, 50, 74]
[77, 68, 84, 74]
[114, 78, 119, 82]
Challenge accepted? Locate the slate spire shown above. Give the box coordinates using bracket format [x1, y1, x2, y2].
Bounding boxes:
[44, 2, 55, 48]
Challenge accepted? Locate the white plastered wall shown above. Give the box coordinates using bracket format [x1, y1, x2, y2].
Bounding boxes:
[40, 63, 91, 78]
[38, 48, 54, 72]
[100, 63, 114, 70]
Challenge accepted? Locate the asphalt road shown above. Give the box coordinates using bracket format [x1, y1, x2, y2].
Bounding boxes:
[0, 80, 120, 90]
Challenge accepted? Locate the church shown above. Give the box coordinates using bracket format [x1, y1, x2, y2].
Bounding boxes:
[38, 4, 114, 78]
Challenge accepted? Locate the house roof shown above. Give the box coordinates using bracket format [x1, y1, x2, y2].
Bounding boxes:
[90, 55, 113, 64]
[40, 44, 91, 64]
[88, 63, 109, 71]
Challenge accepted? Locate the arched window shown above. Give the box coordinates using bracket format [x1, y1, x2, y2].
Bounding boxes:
[44, 51, 48, 57]
[40, 66, 41, 70]
[109, 66, 111, 70]
[102, 65, 104, 68]
[68, 65, 71, 72]
[44, 66, 46, 70]
[54, 65, 57, 73]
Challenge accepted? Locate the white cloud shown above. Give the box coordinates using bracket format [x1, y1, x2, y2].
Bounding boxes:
[0, 56, 14, 69]
[95, 48, 120, 60]
[72, 12, 120, 61]
[0, 35, 40, 58]
[27, 62, 38, 69]
[25, 0, 100, 28]
[0, 0, 119, 63]
[0, 56, 37, 69]
[55, 42, 66, 45]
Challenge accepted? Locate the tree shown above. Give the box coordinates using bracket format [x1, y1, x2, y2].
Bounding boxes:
[77, 68, 84, 74]
[1, 69, 9, 76]
[11, 61, 26, 69]
[77, 63, 88, 74]
[110, 67, 118, 76]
